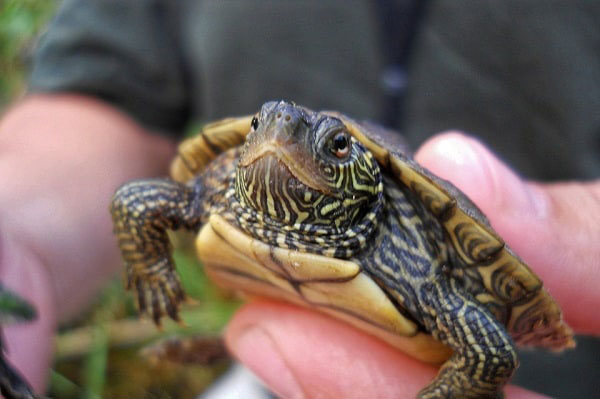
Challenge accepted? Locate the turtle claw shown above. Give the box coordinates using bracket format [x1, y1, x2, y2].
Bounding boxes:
[127, 262, 186, 326]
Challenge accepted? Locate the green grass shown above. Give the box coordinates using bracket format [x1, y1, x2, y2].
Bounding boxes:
[0, 0, 57, 108]
[50, 250, 240, 399]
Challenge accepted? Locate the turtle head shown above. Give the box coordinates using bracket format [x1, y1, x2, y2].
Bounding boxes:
[236, 100, 383, 230]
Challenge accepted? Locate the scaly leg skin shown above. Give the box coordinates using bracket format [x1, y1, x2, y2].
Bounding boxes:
[418, 279, 518, 399]
[110, 179, 203, 325]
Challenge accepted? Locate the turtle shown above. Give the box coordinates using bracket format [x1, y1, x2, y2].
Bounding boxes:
[110, 100, 575, 398]
[0, 284, 37, 399]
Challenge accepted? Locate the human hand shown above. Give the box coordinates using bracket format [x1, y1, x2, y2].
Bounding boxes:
[225, 132, 600, 398]
[0, 94, 176, 391]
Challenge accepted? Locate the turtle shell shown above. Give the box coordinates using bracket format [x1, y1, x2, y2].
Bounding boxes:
[170, 108, 573, 363]
[327, 112, 573, 350]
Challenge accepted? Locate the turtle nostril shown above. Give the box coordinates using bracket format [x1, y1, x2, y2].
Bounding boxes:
[274, 104, 302, 128]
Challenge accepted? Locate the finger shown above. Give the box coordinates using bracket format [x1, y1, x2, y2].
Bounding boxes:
[226, 301, 545, 399]
[1, 235, 57, 393]
[415, 132, 600, 334]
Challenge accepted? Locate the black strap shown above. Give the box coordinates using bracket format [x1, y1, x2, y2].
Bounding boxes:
[375, 0, 429, 128]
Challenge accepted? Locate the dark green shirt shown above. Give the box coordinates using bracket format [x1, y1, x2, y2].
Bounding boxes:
[30, 0, 600, 180]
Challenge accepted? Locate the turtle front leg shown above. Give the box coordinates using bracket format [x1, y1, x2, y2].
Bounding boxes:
[110, 179, 203, 324]
[418, 279, 518, 399]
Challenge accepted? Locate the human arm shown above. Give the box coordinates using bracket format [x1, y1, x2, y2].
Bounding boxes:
[0, 93, 176, 391]
[225, 132, 600, 398]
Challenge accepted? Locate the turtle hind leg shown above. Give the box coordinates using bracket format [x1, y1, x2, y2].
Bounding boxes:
[110, 178, 203, 325]
[418, 279, 518, 399]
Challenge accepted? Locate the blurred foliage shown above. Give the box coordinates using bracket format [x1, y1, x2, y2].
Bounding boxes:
[50, 251, 240, 399]
[0, 0, 57, 108]
[1, 2, 242, 397]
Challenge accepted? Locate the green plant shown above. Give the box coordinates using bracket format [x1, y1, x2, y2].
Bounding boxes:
[0, 0, 57, 108]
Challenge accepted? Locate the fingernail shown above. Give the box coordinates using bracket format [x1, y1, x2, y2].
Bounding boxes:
[468, 139, 548, 219]
[231, 326, 304, 399]
[415, 133, 495, 202]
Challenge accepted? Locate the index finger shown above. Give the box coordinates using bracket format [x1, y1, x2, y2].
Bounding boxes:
[226, 300, 547, 399]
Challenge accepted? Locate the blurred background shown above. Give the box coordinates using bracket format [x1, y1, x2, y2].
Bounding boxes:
[1, 1, 598, 398]
[2, 3, 240, 398]
[0, 0, 54, 107]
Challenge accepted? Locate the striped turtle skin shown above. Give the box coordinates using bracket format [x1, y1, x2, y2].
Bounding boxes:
[111, 101, 574, 399]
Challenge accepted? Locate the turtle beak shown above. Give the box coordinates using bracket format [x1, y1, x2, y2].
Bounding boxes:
[239, 104, 335, 195]
[239, 138, 334, 195]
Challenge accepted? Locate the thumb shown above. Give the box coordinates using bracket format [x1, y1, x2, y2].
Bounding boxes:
[414, 132, 546, 241]
[415, 132, 544, 220]
[415, 132, 600, 334]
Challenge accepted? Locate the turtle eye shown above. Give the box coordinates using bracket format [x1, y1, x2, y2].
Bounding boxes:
[251, 117, 259, 131]
[330, 132, 351, 158]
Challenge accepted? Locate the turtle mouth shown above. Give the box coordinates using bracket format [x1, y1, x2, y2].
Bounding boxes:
[236, 153, 332, 225]
[239, 139, 333, 196]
